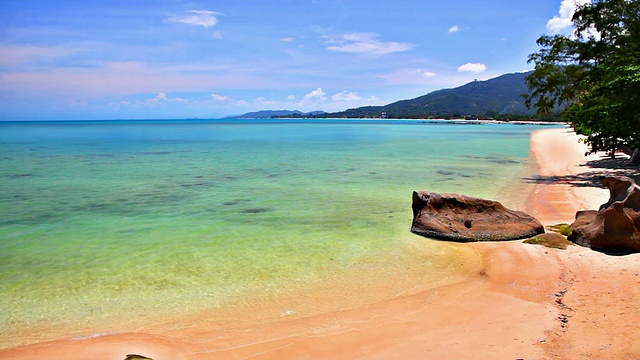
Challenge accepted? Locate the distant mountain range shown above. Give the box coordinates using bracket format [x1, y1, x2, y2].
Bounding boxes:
[229, 71, 558, 120]
[226, 110, 326, 119]
[323, 71, 539, 119]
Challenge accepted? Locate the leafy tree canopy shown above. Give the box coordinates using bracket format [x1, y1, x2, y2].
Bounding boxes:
[525, 0, 640, 157]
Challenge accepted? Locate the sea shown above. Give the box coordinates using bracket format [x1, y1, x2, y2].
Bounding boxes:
[0, 119, 559, 348]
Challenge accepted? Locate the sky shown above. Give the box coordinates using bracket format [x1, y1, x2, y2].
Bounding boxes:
[0, 0, 585, 120]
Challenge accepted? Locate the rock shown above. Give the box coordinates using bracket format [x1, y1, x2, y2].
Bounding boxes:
[568, 176, 640, 253]
[524, 232, 572, 249]
[567, 210, 598, 247]
[125, 355, 153, 360]
[546, 223, 573, 236]
[411, 191, 545, 242]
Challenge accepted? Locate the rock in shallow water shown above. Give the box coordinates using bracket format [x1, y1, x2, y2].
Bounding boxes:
[411, 191, 545, 242]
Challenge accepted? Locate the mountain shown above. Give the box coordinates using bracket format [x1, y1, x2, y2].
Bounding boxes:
[227, 110, 326, 119]
[323, 71, 540, 119]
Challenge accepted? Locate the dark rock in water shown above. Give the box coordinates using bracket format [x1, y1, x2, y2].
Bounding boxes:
[436, 170, 455, 176]
[411, 191, 544, 242]
[568, 176, 640, 253]
[239, 207, 274, 214]
[9, 173, 33, 178]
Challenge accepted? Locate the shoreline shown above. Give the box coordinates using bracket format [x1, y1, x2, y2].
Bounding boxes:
[526, 127, 610, 224]
[527, 128, 640, 359]
[2, 128, 639, 359]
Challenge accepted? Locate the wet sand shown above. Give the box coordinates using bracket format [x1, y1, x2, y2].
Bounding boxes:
[2, 127, 639, 359]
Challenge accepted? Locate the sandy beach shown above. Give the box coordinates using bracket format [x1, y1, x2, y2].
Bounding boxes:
[2, 127, 639, 360]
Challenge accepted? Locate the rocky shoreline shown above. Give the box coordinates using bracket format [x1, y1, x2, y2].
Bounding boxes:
[411, 175, 640, 254]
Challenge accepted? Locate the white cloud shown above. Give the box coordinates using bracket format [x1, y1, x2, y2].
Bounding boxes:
[231, 90, 384, 114]
[324, 33, 415, 56]
[208, 93, 251, 108]
[253, 96, 278, 106]
[168, 10, 222, 28]
[378, 68, 438, 85]
[281, 37, 295, 42]
[111, 91, 252, 111]
[303, 88, 327, 101]
[143, 92, 189, 107]
[331, 90, 362, 102]
[546, 0, 591, 34]
[211, 93, 233, 102]
[448, 25, 459, 33]
[458, 62, 487, 73]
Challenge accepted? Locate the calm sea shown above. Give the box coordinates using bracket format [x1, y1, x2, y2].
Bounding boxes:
[0, 119, 556, 347]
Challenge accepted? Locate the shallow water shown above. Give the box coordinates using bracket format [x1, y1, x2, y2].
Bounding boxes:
[0, 119, 557, 347]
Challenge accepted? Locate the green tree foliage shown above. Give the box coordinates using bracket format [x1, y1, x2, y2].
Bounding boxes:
[526, 0, 640, 156]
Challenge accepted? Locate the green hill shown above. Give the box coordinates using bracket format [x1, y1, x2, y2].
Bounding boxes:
[323, 71, 547, 119]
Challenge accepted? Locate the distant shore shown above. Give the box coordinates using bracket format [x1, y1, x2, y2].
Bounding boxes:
[2, 128, 639, 360]
[271, 117, 565, 126]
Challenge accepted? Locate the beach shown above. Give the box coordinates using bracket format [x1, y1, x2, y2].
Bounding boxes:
[2, 127, 639, 359]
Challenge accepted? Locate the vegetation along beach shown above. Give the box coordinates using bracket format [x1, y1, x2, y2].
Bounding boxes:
[1, 0, 639, 359]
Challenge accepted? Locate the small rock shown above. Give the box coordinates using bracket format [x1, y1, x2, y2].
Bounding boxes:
[546, 223, 572, 236]
[125, 355, 154, 360]
[524, 232, 571, 249]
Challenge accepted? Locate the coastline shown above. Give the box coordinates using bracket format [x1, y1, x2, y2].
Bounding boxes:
[527, 128, 640, 359]
[2, 127, 639, 359]
[526, 127, 610, 224]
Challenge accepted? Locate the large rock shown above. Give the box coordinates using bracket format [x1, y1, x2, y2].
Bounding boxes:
[411, 191, 545, 242]
[568, 176, 640, 253]
[567, 210, 598, 248]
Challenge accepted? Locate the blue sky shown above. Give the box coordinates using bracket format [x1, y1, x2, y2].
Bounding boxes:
[0, 0, 583, 120]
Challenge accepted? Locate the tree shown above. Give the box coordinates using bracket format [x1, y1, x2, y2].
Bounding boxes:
[525, 0, 640, 160]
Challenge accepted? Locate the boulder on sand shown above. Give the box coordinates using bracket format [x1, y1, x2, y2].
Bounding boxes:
[411, 191, 545, 242]
[568, 176, 640, 253]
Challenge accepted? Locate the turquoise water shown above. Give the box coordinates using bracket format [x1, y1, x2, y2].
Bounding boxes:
[0, 119, 551, 346]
